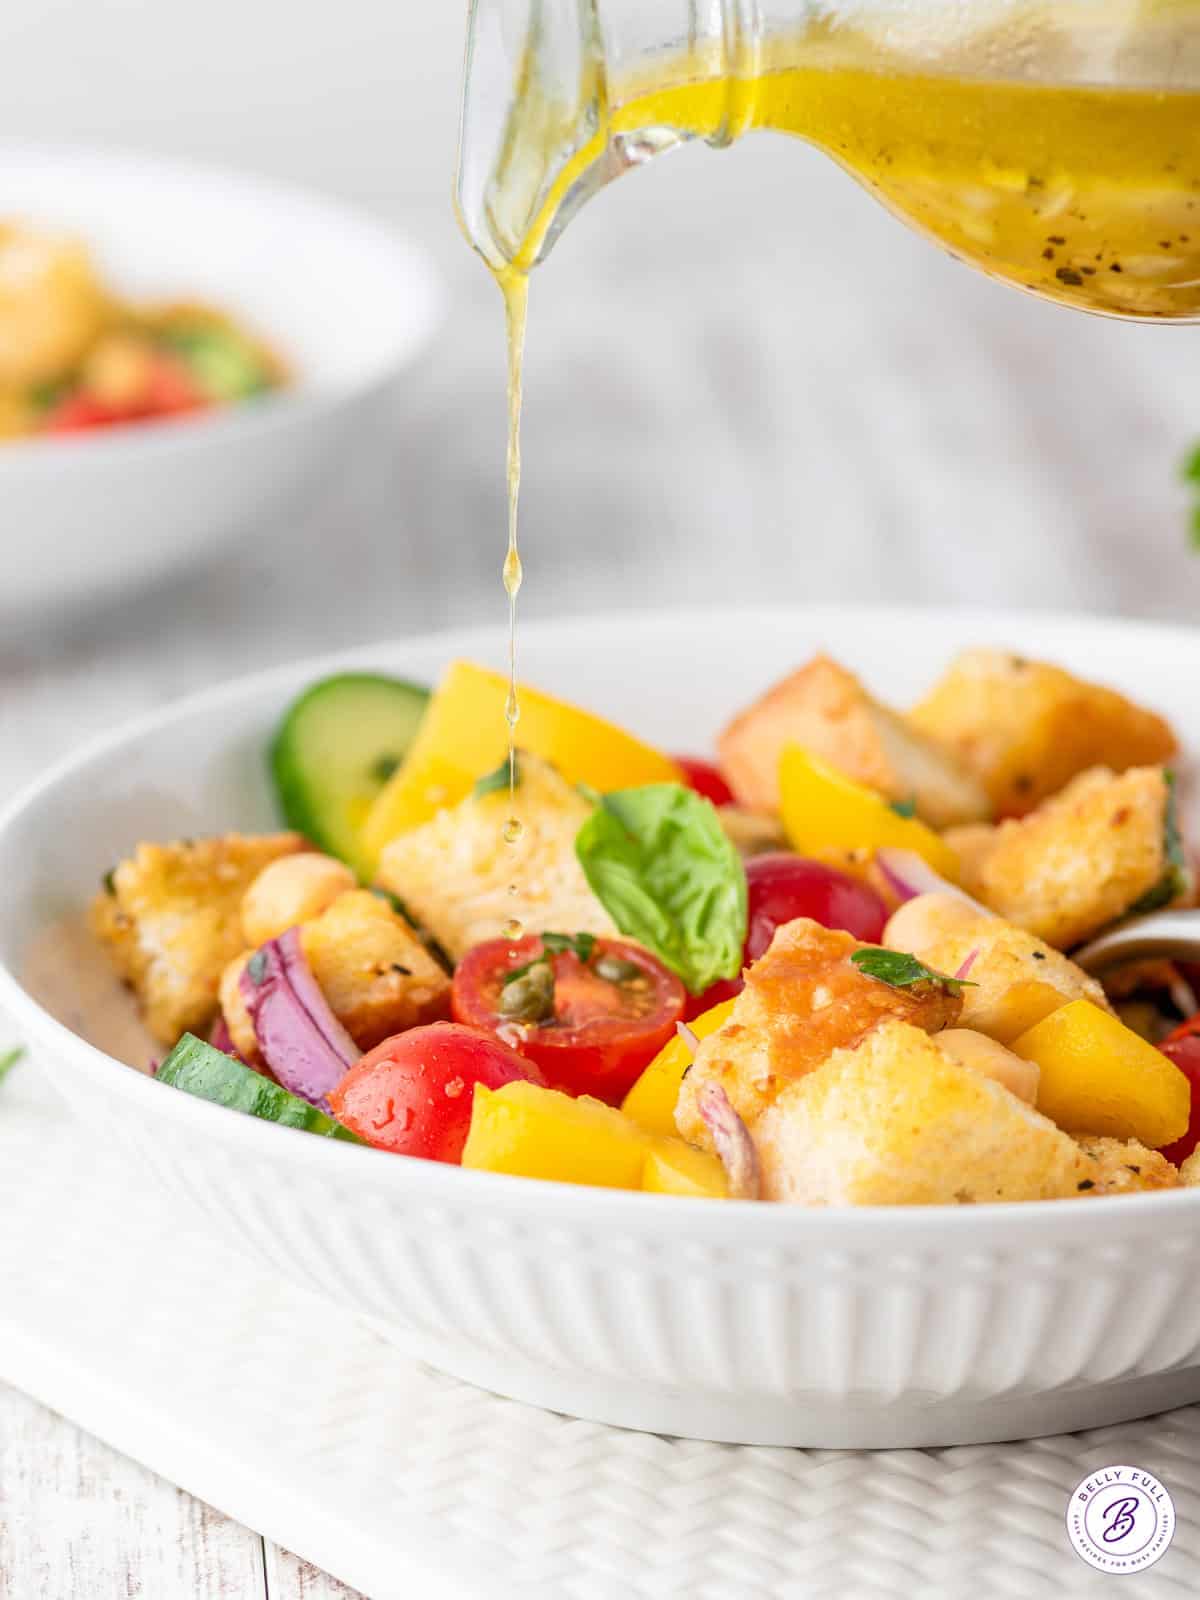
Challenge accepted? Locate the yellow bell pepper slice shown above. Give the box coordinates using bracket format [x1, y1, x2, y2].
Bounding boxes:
[1013, 998, 1190, 1148]
[462, 1080, 651, 1189]
[642, 1139, 728, 1198]
[621, 997, 737, 1137]
[362, 659, 681, 866]
[778, 744, 959, 880]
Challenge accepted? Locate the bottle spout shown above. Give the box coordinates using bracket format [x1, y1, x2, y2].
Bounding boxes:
[456, 0, 612, 274]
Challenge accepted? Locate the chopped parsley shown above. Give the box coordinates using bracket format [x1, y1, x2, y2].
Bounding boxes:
[889, 795, 918, 819]
[1185, 442, 1200, 550]
[0, 1046, 24, 1086]
[473, 754, 520, 799]
[1128, 770, 1191, 915]
[850, 947, 976, 996]
[539, 931, 597, 963]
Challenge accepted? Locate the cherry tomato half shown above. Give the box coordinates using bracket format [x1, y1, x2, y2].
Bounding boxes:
[451, 935, 686, 1103]
[674, 756, 735, 808]
[328, 1022, 539, 1163]
[685, 852, 889, 1018]
[42, 353, 206, 435]
[1159, 1018, 1200, 1165]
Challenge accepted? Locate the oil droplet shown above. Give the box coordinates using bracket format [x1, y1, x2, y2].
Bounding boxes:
[502, 917, 524, 942]
[503, 817, 524, 845]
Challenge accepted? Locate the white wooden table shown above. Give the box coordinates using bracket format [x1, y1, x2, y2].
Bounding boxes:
[3, 139, 1200, 1596]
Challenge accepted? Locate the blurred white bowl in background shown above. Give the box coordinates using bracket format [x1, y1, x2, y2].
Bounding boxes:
[0, 142, 444, 618]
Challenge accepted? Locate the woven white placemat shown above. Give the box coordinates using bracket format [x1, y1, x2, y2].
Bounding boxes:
[1, 1051, 1197, 1599]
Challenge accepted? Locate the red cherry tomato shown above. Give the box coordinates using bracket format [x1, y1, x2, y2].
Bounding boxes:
[42, 353, 206, 435]
[42, 393, 124, 434]
[1159, 1018, 1200, 1165]
[685, 852, 889, 1018]
[328, 1022, 539, 1163]
[451, 935, 686, 1103]
[674, 756, 735, 808]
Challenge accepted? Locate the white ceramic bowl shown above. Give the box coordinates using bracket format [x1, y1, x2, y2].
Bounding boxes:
[0, 143, 442, 617]
[3, 606, 1200, 1449]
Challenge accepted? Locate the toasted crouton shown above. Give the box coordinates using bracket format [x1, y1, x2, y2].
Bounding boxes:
[376, 753, 615, 961]
[1180, 1150, 1200, 1185]
[753, 1022, 1090, 1205]
[218, 952, 260, 1064]
[1074, 1136, 1181, 1195]
[717, 654, 990, 826]
[299, 889, 450, 1050]
[90, 832, 306, 1043]
[675, 918, 961, 1149]
[910, 649, 1177, 817]
[884, 893, 1111, 1042]
[944, 767, 1183, 949]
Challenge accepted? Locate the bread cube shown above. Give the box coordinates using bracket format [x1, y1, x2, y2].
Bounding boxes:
[377, 753, 614, 961]
[717, 654, 990, 825]
[90, 832, 306, 1044]
[945, 766, 1183, 949]
[675, 917, 961, 1148]
[754, 1022, 1091, 1205]
[1074, 1136, 1181, 1195]
[299, 890, 450, 1050]
[910, 649, 1177, 817]
[884, 893, 1111, 1042]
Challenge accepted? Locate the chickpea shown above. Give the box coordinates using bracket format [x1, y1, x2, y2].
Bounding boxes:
[937, 1028, 1039, 1105]
[219, 953, 260, 1063]
[883, 892, 984, 955]
[241, 852, 355, 947]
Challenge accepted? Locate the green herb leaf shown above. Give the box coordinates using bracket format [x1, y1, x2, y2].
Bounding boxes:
[576, 781, 603, 808]
[889, 796, 918, 819]
[850, 947, 976, 995]
[1183, 445, 1200, 548]
[102, 868, 117, 895]
[575, 784, 747, 995]
[473, 753, 520, 799]
[371, 753, 401, 784]
[540, 931, 597, 963]
[1128, 769, 1192, 914]
[0, 1046, 24, 1086]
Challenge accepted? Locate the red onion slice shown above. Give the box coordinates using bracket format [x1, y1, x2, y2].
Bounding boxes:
[209, 1014, 245, 1063]
[954, 949, 980, 982]
[675, 1021, 701, 1055]
[697, 1083, 760, 1200]
[240, 927, 359, 1108]
[875, 848, 994, 917]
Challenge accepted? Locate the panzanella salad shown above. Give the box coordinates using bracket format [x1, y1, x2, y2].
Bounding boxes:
[93, 651, 1200, 1204]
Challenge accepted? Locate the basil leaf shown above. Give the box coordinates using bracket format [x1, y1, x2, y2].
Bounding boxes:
[575, 784, 747, 995]
[473, 753, 520, 799]
[850, 947, 975, 995]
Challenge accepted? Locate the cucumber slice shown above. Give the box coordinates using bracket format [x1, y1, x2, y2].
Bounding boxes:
[157, 1033, 362, 1141]
[270, 673, 430, 880]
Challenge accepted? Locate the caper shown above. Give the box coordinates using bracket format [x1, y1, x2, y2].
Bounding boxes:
[499, 960, 555, 1021]
[594, 954, 642, 984]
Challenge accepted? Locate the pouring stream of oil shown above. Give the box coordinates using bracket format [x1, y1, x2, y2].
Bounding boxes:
[500, 269, 528, 943]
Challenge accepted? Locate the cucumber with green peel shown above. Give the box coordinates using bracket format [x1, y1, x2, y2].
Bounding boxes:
[157, 1033, 362, 1141]
[270, 673, 430, 880]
